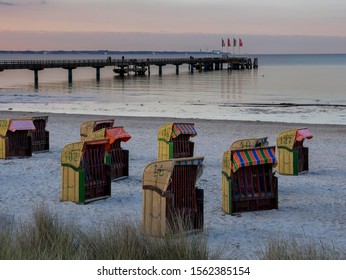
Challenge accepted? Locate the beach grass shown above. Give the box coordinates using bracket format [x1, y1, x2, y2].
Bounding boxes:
[0, 206, 220, 260]
[1, 206, 344, 260]
[259, 236, 345, 260]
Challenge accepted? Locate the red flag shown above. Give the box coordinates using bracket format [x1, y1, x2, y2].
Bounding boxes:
[233, 38, 237, 47]
[227, 38, 231, 47]
[239, 38, 243, 47]
[222, 38, 225, 47]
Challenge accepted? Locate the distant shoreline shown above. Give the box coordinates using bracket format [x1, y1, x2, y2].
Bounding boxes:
[0, 50, 211, 55]
[1, 50, 346, 56]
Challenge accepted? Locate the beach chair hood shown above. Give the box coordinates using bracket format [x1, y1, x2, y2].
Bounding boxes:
[142, 156, 204, 194]
[230, 137, 268, 150]
[85, 127, 131, 147]
[277, 128, 313, 150]
[158, 122, 197, 142]
[80, 119, 115, 139]
[223, 146, 277, 175]
[296, 128, 313, 142]
[61, 139, 109, 169]
[0, 119, 36, 137]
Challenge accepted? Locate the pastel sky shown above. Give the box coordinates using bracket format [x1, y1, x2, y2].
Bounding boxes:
[1, 0, 346, 53]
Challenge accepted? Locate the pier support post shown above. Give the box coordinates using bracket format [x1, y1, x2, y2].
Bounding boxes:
[34, 70, 39, 87]
[96, 67, 101, 81]
[64, 66, 77, 84]
[175, 65, 179, 75]
[215, 63, 220, 70]
[29, 68, 44, 88]
[146, 59, 151, 76]
[158, 65, 163, 76]
[68, 69, 73, 84]
[253, 58, 258, 69]
[190, 64, 194, 74]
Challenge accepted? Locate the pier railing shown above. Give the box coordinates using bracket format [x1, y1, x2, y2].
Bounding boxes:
[0, 56, 257, 85]
[0, 57, 251, 70]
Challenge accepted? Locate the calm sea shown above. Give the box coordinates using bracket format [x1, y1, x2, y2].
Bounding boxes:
[0, 53, 345, 125]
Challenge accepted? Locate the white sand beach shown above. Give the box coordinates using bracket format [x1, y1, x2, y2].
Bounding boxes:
[0, 111, 345, 259]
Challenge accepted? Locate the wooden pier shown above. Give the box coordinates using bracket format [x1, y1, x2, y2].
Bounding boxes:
[0, 56, 258, 86]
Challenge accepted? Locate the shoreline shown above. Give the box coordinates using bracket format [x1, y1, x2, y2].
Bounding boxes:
[1, 110, 346, 259]
[1, 104, 346, 126]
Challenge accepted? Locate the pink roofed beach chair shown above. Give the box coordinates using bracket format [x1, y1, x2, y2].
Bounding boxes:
[276, 128, 313, 175]
[0, 119, 36, 159]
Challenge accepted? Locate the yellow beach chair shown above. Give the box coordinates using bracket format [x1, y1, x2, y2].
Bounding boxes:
[142, 157, 204, 237]
[0, 118, 36, 159]
[157, 122, 197, 160]
[276, 128, 313, 175]
[61, 138, 111, 204]
[85, 126, 131, 181]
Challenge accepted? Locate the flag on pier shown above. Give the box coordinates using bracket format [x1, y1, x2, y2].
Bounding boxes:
[233, 38, 237, 47]
[222, 38, 225, 47]
[227, 38, 231, 47]
[239, 38, 243, 47]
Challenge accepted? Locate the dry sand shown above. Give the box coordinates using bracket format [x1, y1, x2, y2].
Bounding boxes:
[0, 111, 345, 259]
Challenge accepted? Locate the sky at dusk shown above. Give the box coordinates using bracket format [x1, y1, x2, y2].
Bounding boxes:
[1, 0, 346, 54]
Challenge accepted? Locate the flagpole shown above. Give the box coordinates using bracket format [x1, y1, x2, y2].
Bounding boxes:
[238, 38, 240, 55]
[239, 38, 243, 55]
[233, 38, 236, 57]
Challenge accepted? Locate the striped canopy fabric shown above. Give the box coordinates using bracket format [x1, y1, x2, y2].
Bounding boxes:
[171, 123, 197, 139]
[231, 147, 277, 173]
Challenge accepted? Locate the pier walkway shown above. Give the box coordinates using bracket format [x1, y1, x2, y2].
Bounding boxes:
[0, 56, 258, 86]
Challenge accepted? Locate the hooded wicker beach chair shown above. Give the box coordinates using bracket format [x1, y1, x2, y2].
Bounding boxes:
[276, 128, 313, 175]
[142, 156, 204, 237]
[25, 115, 49, 152]
[157, 122, 197, 160]
[222, 138, 278, 214]
[61, 138, 111, 204]
[0, 118, 36, 159]
[85, 126, 131, 181]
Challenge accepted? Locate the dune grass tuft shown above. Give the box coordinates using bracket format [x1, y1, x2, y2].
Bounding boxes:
[2, 206, 345, 260]
[259, 236, 345, 260]
[0, 206, 220, 260]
